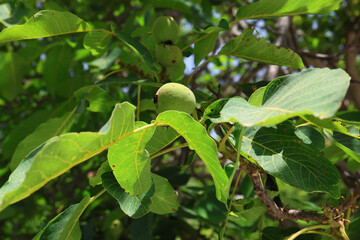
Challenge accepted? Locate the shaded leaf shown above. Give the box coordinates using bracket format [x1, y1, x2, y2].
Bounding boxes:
[155, 111, 229, 204]
[114, 30, 153, 68]
[102, 172, 154, 219]
[108, 122, 155, 195]
[205, 68, 350, 127]
[194, 28, 219, 66]
[295, 126, 325, 151]
[89, 47, 122, 70]
[0, 10, 91, 43]
[236, 0, 343, 20]
[74, 86, 117, 113]
[242, 122, 340, 198]
[218, 28, 304, 68]
[83, 30, 112, 56]
[0, 51, 25, 100]
[42, 45, 75, 98]
[10, 110, 75, 171]
[149, 174, 180, 214]
[0, 2, 29, 27]
[0, 102, 135, 211]
[331, 131, 360, 162]
[34, 195, 90, 240]
[231, 198, 267, 220]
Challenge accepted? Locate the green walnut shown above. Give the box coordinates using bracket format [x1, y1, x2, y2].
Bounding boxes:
[156, 44, 183, 68]
[155, 83, 196, 114]
[152, 16, 179, 44]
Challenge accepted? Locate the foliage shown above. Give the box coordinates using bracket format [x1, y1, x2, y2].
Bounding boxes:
[0, 0, 359, 239]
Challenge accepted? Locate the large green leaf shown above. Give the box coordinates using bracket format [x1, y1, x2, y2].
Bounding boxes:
[205, 68, 350, 127]
[218, 28, 304, 68]
[108, 122, 155, 195]
[0, 10, 92, 43]
[149, 174, 180, 214]
[146, 126, 179, 156]
[0, 102, 136, 212]
[33, 195, 90, 240]
[242, 122, 340, 198]
[155, 111, 229, 204]
[102, 172, 154, 219]
[10, 111, 75, 171]
[0, 51, 26, 100]
[236, 0, 343, 20]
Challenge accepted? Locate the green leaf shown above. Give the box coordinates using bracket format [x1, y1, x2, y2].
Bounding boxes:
[194, 28, 219, 66]
[114, 30, 153, 68]
[242, 122, 340, 198]
[108, 122, 155, 195]
[89, 47, 122, 70]
[205, 68, 350, 127]
[336, 111, 360, 126]
[155, 111, 229, 204]
[33, 195, 90, 240]
[42, 45, 76, 98]
[218, 28, 304, 68]
[146, 126, 179, 156]
[0, 2, 29, 27]
[248, 86, 266, 107]
[149, 174, 180, 214]
[83, 30, 112, 56]
[10, 111, 75, 171]
[0, 10, 91, 43]
[74, 86, 117, 113]
[89, 161, 112, 187]
[0, 102, 136, 212]
[331, 131, 360, 162]
[102, 172, 154, 219]
[2, 109, 52, 158]
[302, 115, 357, 137]
[295, 126, 325, 151]
[236, 0, 343, 20]
[0, 51, 25, 100]
[230, 198, 267, 220]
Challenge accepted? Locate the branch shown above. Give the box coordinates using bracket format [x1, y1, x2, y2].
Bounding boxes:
[240, 159, 328, 223]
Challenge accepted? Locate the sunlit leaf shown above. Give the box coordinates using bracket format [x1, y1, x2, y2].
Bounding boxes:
[149, 174, 180, 214]
[108, 122, 155, 195]
[218, 28, 304, 68]
[146, 126, 179, 156]
[236, 0, 343, 20]
[0, 10, 92, 43]
[205, 68, 350, 127]
[0, 102, 135, 211]
[156, 111, 229, 204]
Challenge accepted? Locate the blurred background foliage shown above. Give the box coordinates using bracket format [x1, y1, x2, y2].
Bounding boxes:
[0, 0, 359, 239]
